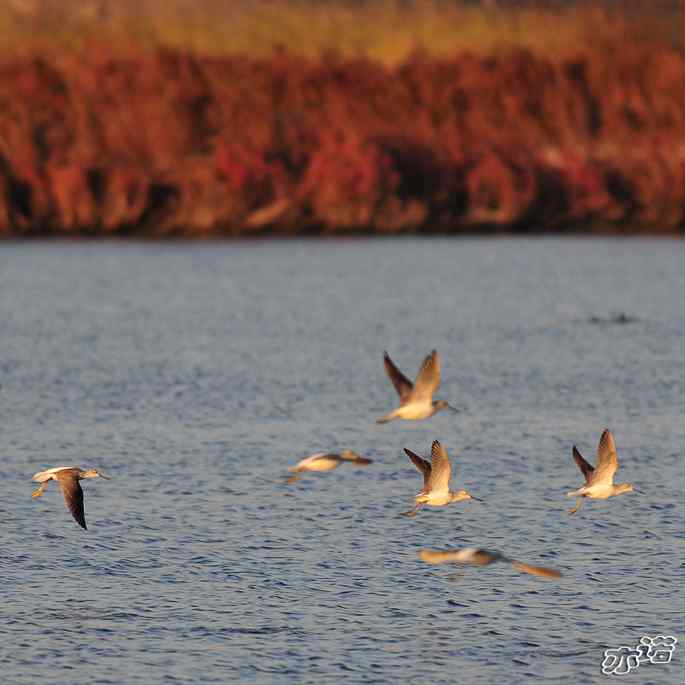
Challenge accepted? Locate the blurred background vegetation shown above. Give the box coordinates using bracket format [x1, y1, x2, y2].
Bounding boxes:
[0, 0, 681, 60]
[1, 1, 684, 237]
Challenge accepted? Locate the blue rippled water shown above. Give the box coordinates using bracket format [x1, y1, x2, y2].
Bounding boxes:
[1, 239, 683, 684]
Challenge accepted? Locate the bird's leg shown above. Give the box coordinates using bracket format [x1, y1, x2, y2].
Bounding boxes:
[401, 503, 423, 518]
[569, 497, 583, 515]
[32, 482, 48, 498]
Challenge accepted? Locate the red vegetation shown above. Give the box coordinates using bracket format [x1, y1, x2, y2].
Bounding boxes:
[1, 46, 685, 236]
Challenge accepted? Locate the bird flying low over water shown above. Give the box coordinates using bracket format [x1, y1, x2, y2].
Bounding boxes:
[419, 548, 561, 579]
[376, 350, 457, 423]
[567, 428, 639, 514]
[402, 440, 482, 517]
[287, 450, 372, 484]
[32, 466, 110, 530]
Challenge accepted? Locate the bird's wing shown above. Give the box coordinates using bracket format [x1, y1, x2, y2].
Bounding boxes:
[591, 429, 618, 485]
[420, 548, 499, 566]
[404, 448, 432, 490]
[572, 446, 595, 484]
[57, 474, 87, 529]
[383, 352, 413, 404]
[510, 560, 562, 578]
[412, 350, 441, 401]
[419, 549, 462, 564]
[295, 452, 328, 467]
[428, 440, 451, 493]
[32, 466, 76, 482]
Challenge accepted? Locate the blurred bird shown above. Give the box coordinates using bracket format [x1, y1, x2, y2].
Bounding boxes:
[401, 440, 481, 517]
[32, 466, 110, 530]
[567, 428, 639, 514]
[419, 547, 561, 579]
[376, 350, 457, 423]
[287, 450, 372, 484]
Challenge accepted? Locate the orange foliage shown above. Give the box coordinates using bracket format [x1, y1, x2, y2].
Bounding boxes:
[1, 45, 685, 236]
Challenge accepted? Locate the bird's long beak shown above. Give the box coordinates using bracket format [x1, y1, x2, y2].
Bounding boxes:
[98, 472, 112, 480]
[633, 488, 644, 494]
[448, 404, 460, 414]
[470, 495, 485, 503]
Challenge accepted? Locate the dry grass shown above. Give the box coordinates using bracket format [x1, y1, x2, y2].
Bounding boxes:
[0, 1, 680, 63]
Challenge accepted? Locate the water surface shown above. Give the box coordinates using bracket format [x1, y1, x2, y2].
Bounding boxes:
[1, 239, 683, 683]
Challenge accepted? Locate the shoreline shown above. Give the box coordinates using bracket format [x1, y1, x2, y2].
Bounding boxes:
[2, 231, 684, 243]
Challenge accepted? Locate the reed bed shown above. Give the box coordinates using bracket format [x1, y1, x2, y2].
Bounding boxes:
[0, 1, 683, 236]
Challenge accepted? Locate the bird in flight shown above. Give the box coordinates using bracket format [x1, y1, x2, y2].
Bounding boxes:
[402, 440, 481, 517]
[376, 350, 457, 423]
[32, 466, 110, 530]
[567, 428, 639, 514]
[419, 547, 561, 579]
[287, 450, 372, 484]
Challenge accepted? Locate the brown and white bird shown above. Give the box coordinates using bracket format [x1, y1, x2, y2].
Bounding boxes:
[287, 450, 372, 484]
[401, 440, 481, 517]
[567, 429, 639, 514]
[376, 350, 457, 423]
[31, 466, 110, 529]
[419, 547, 561, 579]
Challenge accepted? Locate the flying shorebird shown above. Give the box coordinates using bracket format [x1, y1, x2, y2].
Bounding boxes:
[419, 547, 562, 579]
[376, 350, 457, 424]
[287, 450, 372, 484]
[567, 428, 639, 514]
[401, 440, 481, 517]
[31, 466, 110, 529]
